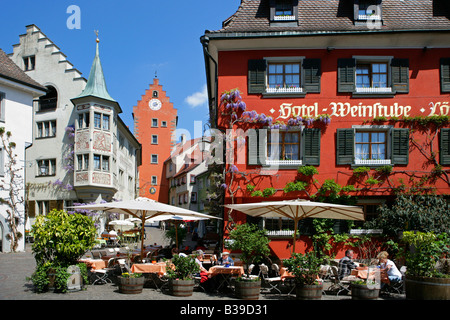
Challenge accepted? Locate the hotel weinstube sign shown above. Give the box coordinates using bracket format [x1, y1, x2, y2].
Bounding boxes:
[276, 101, 450, 120]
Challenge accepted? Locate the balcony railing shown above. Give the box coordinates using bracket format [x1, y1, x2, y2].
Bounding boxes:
[266, 87, 303, 94]
[355, 87, 393, 94]
[265, 159, 303, 166]
[273, 15, 296, 21]
[354, 159, 391, 165]
[358, 14, 381, 20]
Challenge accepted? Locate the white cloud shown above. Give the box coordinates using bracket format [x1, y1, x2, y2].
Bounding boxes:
[185, 85, 208, 108]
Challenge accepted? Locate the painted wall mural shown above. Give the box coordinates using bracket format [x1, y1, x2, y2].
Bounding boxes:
[93, 131, 111, 152]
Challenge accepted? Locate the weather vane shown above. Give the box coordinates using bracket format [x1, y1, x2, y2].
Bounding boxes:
[94, 30, 99, 43]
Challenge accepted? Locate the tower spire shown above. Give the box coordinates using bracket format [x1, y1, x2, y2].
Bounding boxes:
[75, 30, 115, 102]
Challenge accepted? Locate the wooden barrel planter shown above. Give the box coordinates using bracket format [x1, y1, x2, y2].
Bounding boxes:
[170, 279, 195, 297]
[235, 280, 261, 300]
[119, 276, 145, 294]
[351, 284, 380, 300]
[405, 276, 450, 300]
[296, 284, 323, 300]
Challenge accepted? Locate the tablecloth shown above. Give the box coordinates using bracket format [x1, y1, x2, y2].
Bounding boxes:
[131, 263, 167, 276]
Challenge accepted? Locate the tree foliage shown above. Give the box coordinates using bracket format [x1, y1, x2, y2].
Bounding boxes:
[228, 223, 270, 273]
[365, 194, 450, 236]
[31, 209, 97, 266]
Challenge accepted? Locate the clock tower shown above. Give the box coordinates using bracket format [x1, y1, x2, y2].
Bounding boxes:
[133, 77, 177, 203]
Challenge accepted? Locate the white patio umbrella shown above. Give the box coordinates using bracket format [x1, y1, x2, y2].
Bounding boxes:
[72, 197, 220, 258]
[108, 219, 134, 231]
[224, 199, 364, 251]
[145, 214, 210, 248]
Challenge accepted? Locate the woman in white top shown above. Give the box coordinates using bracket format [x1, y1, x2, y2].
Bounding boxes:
[377, 251, 402, 282]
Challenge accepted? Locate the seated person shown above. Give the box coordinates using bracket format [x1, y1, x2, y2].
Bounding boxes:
[194, 250, 208, 274]
[218, 251, 234, 267]
[377, 251, 402, 283]
[338, 249, 357, 279]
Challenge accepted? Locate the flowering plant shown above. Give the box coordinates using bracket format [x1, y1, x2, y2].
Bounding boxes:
[121, 272, 142, 278]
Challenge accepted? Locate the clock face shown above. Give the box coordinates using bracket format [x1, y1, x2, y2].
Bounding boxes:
[149, 99, 162, 111]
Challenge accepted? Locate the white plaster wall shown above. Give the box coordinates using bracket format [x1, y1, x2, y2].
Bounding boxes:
[0, 81, 35, 252]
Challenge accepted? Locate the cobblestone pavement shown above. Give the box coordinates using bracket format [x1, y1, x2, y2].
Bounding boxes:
[0, 227, 408, 316]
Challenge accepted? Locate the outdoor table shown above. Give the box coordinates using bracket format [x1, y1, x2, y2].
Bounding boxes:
[351, 267, 389, 284]
[131, 262, 168, 290]
[208, 266, 244, 292]
[79, 258, 107, 270]
[131, 262, 167, 276]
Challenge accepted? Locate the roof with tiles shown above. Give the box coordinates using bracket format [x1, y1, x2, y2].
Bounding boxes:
[0, 48, 46, 91]
[209, 0, 450, 34]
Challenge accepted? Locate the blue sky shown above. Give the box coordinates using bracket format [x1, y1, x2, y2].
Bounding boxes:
[0, 0, 240, 140]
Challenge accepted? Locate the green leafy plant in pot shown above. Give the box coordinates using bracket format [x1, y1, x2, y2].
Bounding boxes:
[283, 251, 324, 300]
[30, 209, 96, 293]
[228, 223, 270, 300]
[165, 254, 200, 297]
[400, 231, 450, 300]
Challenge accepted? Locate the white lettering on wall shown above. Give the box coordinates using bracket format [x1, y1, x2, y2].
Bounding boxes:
[275, 101, 450, 120]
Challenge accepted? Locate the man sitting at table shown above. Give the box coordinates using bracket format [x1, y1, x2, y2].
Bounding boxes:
[218, 251, 234, 267]
[338, 249, 357, 279]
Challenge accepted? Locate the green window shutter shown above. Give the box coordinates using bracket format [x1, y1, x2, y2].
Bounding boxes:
[303, 59, 321, 93]
[337, 58, 356, 93]
[440, 58, 450, 93]
[247, 129, 267, 165]
[258, 129, 268, 165]
[391, 128, 409, 165]
[336, 128, 354, 165]
[248, 59, 266, 94]
[247, 129, 259, 165]
[440, 128, 450, 165]
[302, 128, 321, 165]
[391, 58, 409, 93]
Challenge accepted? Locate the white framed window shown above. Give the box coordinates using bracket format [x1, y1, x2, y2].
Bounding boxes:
[37, 120, 57, 138]
[76, 154, 89, 171]
[151, 175, 157, 185]
[0, 92, 5, 122]
[161, 121, 167, 127]
[354, 57, 392, 93]
[37, 159, 56, 176]
[265, 57, 303, 94]
[151, 154, 158, 164]
[152, 119, 158, 127]
[93, 154, 110, 172]
[152, 135, 158, 144]
[77, 112, 90, 129]
[356, 0, 382, 21]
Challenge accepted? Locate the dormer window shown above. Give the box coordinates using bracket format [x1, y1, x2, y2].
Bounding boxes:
[270, 0, 298, 22]
[354, 0, 382, 22]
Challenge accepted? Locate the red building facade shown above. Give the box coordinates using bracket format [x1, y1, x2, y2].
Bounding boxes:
[202, 0, 450, 259]
[133, 77, 177, 203]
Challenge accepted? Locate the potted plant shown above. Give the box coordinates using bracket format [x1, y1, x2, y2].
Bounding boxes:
[283, 251, 324, 300]
[400, 231, 450, 300]
[228, 223, 271, 300]
[165, 254, 200, 297]
[118, 272, 144, 294]
[29, 209, 97, 293]
[350, 277, 381, 300]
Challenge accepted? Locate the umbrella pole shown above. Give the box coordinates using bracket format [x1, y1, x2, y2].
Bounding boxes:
[140, 216, 146, 260]
[293, 218, 298, 253]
